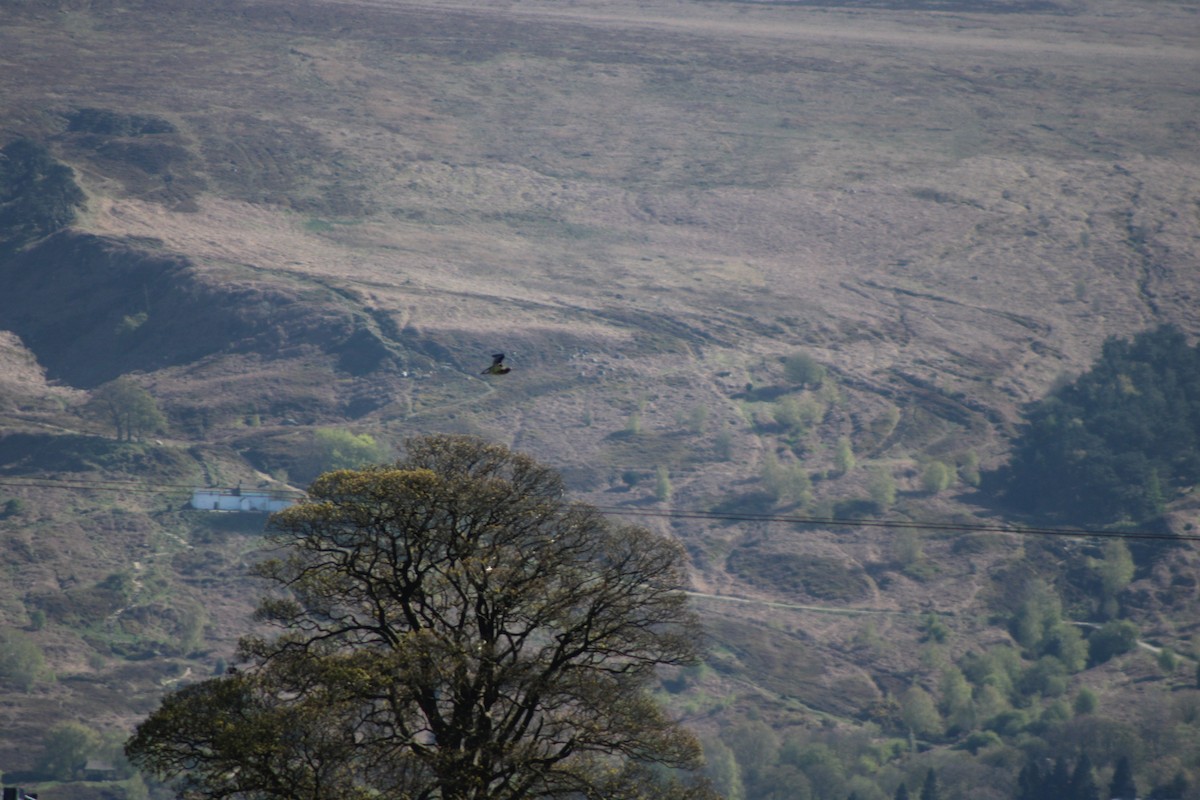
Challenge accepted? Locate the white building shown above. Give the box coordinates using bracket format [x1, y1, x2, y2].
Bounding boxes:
[190, 487, 299, 513]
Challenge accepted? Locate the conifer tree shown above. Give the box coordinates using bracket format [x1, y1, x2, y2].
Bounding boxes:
[1069, 754, 1100, 800]
[1108, 755, 1137, 800]
[1016, 761, 1043, 800]
[920, 768, 939, 800]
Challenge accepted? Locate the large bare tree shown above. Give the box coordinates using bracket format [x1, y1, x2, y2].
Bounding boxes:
[127, 435, 715, 800]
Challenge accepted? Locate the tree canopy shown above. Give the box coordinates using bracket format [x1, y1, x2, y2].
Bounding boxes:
[127, 435, 714, 800]
[993, 325, 1200, 523]
[85, 375, 166, 442]
[0, 138, 85, 249]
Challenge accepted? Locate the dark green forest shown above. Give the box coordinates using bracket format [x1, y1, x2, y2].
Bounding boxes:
[994, 325, 1200, 524]
[0, 138, 85, 250]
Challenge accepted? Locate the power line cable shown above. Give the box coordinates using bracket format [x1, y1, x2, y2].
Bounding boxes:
[0, 475, 1192, 542]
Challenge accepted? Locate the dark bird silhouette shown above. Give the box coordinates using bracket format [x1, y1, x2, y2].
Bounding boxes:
[481, 353, 511, 375]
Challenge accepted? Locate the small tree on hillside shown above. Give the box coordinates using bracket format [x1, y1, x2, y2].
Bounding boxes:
[921, 461, 954, 494]
[86, 375, 165, 441]
[127, 435, 715, 800]
[782, 352, 826, 388]
[303, 427, 388, 479]
[655, 465, 673, 502]
[0, 626, 47, 690]
[1109, 755, 1137, 800]
[868, 466, 897, 510]
[834, 437, 856, 475]
[919, 768, 939, 800]
[1091, 538, 1134, 619]
[38, 721, 100, 780]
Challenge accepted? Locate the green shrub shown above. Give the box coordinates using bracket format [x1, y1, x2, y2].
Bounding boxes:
[307, 428, 388, 477]
[1087, 620, 1139, 666]
[37, 721, 100, 780]
[0, 139, 86, 247]
[868, 467, 897, 509]
[782, 352, 826, 387]
[654, 466, 672, 502]
[0, 627, 47, 690]
[1073, 687, 1098, 715]
[835, 437, 856, 475]
[116, 311, 149, 337]
[921, 461, 955, 494]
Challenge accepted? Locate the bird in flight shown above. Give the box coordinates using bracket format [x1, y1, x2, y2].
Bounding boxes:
[481, 353, 511, 375]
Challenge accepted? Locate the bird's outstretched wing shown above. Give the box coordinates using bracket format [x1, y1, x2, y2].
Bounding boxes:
[481, 353, 511, 375]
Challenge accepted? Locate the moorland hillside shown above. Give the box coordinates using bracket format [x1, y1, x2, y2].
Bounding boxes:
[1, 0, 1198, 798]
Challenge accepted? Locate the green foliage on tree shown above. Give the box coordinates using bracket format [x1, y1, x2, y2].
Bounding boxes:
[655, 465, 673, 502]
[899, 686, 942, 738]
[1069, 754, 1100, 800]
[305, 427, 388, 477]
[38, 721, 100, 780]
[1148, 771, 1188, 800]
[760, 451, 811, 506]
[867, 466, 897, 510]
[701, 737, 744, 800]
[724, 720, 779, 790]
[85, 375, 166, 441]
[938, 665, 974, 731]
[115, 311, 149, 337]
[1073, 687, 1098, 715]
[773, 395, 824, 436]
[957, 450, 981, 487]
[835, 436, 856, 475]
[127, 435, 715, 800]
[921, 461, 954, 494]
[1157, 646, 1177, 674]
[1, 497, 23, 518]
[0, 138, 85, 249]
[1006, 579, 1088, 674]
[1018, 656, 1069, 698]
[1087, 620, 1140, 666]
[782, 351, 826, 388]
[1109, 755, 1137, 800]
[919, 769, 939, 800]
[995, 325, 1200, 523]
[0, 626, 47, 690]
[1090, 539, 1134, 619]
[1017, 754, 1104, 800]
[897, 530, 938, 582]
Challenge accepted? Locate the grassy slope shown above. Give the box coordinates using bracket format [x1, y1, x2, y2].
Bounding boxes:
[1, 0, 1199, 793]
